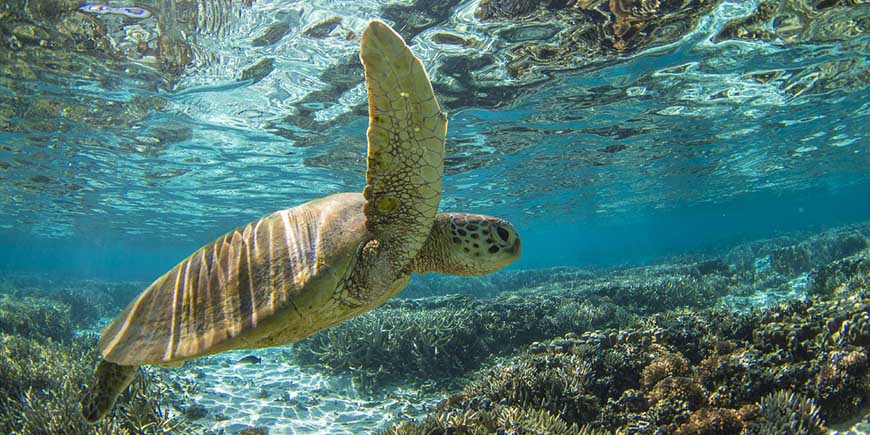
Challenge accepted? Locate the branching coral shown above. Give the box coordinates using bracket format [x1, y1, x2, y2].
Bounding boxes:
[0, 278, 147, 329]
[294, 292, 638, 388]
[808, 251, 870, 297]
[0, 295, 74, 342]
[294, 303, 485, 387]
[466, 351, 600, 423]
[592, 271, 725, 315]
[749, 390, 825, 435]
[379, 245, 870, 434]
[0, 331, 203, 434]
[375, 402, 596, 435]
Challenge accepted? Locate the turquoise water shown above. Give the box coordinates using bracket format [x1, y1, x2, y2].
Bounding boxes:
[1, 0, 867, 279]
[1, 1, 869, 434]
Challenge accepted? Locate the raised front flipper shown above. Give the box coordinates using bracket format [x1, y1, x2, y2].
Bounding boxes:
[359, 20, 447, 271]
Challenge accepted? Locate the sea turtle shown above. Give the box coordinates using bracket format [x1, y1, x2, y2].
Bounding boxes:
[81, 20, 521, 423]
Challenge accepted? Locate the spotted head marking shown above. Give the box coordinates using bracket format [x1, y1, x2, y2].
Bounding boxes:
[442, 213, 521, 275]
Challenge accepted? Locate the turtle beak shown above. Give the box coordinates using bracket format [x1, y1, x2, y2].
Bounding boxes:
[510, 238, 521, 257]
[494, 220, 520, 259]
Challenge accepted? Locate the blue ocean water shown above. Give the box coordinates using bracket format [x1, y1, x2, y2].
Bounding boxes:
[1, 1, 869, 434]
[1, 1, 867, 279]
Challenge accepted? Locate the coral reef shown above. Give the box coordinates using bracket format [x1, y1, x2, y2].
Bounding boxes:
[0, 285, 206, 434]
[0, 294, 73, 342]
[0, 277, 147, 328]
[404, 223, 870, 301]
[293, 299, 486, 387]
[0, 333, 203, 434]
[747, 390, 825, 435]
[1, 223, 867, 434]
[292, 293, 636, 388]
[675, 408, 742, 435]
[376, 400, 613, 435]
[297, 224, 870, 399]
[808, 251, 870, 297]
[724, 224, 870, 279]
[377, 225, 870, 434]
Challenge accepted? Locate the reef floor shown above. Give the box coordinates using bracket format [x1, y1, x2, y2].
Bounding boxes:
[1, 222, 868, 434]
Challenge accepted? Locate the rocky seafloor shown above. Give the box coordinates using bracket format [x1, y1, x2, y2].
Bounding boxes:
[0, 222, 868, 434]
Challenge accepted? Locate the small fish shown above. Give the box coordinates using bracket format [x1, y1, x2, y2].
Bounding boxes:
[236, 355, 262, 364]
[79, 4, 152, 19]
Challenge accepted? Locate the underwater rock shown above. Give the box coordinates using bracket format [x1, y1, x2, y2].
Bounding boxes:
[252, 20, 291, 46]
[303, 17, 342, 39]
[239, 57, 275, 84]
[236, 355, 262, 365]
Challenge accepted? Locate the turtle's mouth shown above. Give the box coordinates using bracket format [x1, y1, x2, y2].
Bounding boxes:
[510, 238, 521, 257]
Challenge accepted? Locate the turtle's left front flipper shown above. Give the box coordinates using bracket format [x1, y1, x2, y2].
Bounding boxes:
[359, 20, 447, 271]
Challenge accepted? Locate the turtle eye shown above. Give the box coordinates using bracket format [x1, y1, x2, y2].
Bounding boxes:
[496, 226, 510, 243]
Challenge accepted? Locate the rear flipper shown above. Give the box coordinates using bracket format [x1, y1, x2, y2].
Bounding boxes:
[81, 360, 138, 423]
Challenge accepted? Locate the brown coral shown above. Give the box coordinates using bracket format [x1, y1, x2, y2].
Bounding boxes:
[749, 390, 826, 435]
[641, 347, 690, 388]
[647, 376, 708, 409]
[675, 408, 743, 435]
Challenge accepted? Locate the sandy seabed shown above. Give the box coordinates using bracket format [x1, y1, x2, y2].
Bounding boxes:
[169, 348, 443, 434]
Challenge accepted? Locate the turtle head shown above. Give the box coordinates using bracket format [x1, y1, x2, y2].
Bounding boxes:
[409, 212, 521, 276]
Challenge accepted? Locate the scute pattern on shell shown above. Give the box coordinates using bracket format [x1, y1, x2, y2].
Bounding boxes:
[99, 193, 368, 365]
